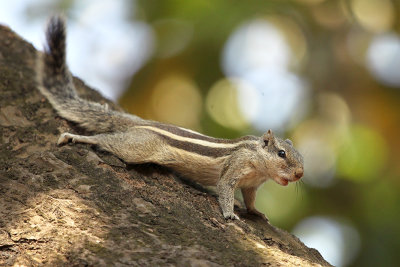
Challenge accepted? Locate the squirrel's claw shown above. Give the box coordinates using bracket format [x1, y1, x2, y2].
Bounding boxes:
[223, 212, 240, 220]
[57, 132, 75, 146]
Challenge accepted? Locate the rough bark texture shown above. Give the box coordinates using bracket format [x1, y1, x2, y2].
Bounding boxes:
[0, 24, 331, 267]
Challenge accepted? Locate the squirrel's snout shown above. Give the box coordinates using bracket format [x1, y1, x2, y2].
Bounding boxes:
[294, 169, 304, 180]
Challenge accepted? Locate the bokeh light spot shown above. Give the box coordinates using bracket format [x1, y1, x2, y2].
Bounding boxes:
[206, 78, 249, 130]
[150, 74, 202, 129]
[242, 69, 307, 132]
[311, 0, 346, 29]
[293, 217, 361, 267]
[222, 19, 291, 77]
[221, 18, 308, 132]
[351, 0, 394, 33]
[366, 33, 400, 88]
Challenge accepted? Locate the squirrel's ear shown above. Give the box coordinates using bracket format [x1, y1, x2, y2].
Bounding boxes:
[262, 129, 275, 147]
[285, 139, 293, 146]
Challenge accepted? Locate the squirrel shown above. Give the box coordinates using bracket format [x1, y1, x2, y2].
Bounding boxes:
[36, 15, 304, 220]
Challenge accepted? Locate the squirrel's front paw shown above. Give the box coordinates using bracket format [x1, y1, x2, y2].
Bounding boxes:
[57, 133, 75, 146]
[223, 211, 240, 220]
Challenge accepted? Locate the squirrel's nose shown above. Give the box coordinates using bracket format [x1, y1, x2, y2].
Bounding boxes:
[294, 169, 304, 180]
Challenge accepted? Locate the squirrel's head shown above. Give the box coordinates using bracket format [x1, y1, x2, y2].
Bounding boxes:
[261, 130, 304, 186]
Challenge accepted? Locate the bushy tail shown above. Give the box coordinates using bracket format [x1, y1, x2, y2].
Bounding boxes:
[37, 15, 140, 133]
[37, 15, 78, 103]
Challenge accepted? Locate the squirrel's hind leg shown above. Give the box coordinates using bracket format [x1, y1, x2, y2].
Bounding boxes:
[56, 131, 164, 165]
[57, 132, 97, 146]
[57, 132, 136, 162]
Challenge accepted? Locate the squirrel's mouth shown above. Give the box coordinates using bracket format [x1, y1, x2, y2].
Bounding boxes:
[277, 177, 289, 186]
[275, 171, 301, 186]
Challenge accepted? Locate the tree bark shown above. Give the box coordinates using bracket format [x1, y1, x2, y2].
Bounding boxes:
[0, 24, 331, 267]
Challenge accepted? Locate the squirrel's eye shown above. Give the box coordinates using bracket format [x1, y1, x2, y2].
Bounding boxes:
[278, 150, 286, 158]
